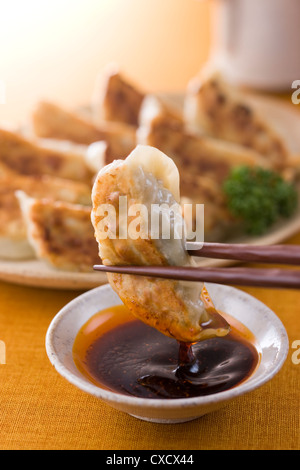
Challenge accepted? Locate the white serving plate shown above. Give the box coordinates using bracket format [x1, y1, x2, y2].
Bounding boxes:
[1, 91, 299, 290]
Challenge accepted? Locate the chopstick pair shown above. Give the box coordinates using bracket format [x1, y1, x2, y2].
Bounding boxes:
[93, 242, 300, 289]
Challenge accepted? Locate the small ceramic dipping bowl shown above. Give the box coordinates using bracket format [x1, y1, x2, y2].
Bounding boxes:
[46, 283, 289, 424]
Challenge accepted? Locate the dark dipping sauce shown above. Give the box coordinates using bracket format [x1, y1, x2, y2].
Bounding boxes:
[73, 305, 260, 400]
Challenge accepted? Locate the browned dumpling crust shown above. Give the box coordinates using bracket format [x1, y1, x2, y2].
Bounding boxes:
[185, 72, 289, 171]
[0, 128, 94, 183]
[32, 101, 136, 160]
[138, 95, 268, 238]
[91, 145, 230, 343]
[92, 66, 145, 126]
[0, 163, 92, 260]
[17, 192, 99, 272]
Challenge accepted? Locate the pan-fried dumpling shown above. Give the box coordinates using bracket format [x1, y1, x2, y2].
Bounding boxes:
[137, 94, 268, 240]
[91, 145, 230, 343]
[184, 71, 289, 171]
[0, 164, 92, 260]
[0, 128, 94, 183]
[92, 64, 145, 126]
[31, 101, 136, 160]
[17, 192, 99, 272]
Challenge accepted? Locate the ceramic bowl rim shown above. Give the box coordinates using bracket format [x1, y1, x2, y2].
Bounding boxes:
[45, 283, 289, 410]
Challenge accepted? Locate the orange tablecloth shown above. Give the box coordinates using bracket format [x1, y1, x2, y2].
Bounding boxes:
[1, 0, 299, 451]
[0, 233, 299, 450]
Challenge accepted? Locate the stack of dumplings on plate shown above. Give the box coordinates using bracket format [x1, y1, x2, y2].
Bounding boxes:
[0, 62, 298, 272]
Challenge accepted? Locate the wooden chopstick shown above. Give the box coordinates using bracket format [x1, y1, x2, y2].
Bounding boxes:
[186, 242, 300, 265]
[94, 243, 300, 289]
[93, 264, 300, 289]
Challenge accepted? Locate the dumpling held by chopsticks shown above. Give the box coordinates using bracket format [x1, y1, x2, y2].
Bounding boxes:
[91, 145, 230, 343]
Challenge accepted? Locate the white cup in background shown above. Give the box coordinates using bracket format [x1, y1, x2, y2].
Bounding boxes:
[209, 0, 300, 91]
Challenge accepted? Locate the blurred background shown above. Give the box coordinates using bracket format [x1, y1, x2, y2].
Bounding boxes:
[0, 0, 212, 125]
